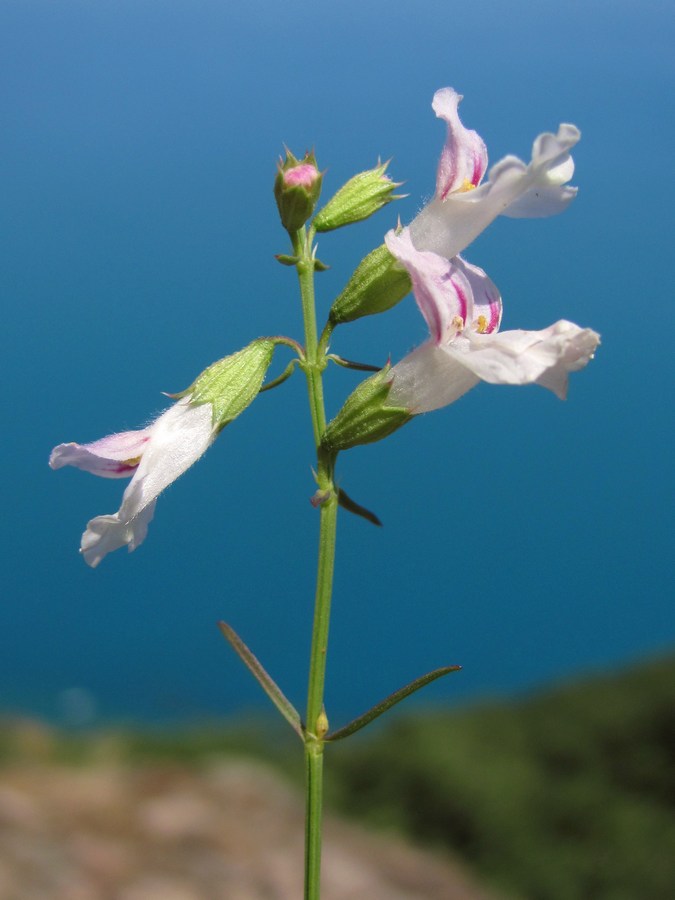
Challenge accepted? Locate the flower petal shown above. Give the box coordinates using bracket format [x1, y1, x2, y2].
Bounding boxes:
[453, 256, 502, 334]
[432, 88, 488, 200]
[49, 430, 152, 478]
[409, 123, 580, 258]
[389, 342, 480, 412]
[81, 501, 156, 568]
[385, 228, 470, 344]
[79, 398, 215, 567]
[389, 321, 599, 413]
[447, 320, 600, 399]
[500, 124, 580, 218]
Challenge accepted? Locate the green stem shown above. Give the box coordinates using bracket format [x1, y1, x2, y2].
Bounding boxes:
[303, 454, 337, 900]
[292, 224, 338, 900]
[293, 228, 326, 444]
[304, 734, 325, 899]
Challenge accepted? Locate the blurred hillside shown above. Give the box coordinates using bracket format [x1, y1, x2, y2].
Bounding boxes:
[329, 654, 675, 900]
[1, 654, 673, 898]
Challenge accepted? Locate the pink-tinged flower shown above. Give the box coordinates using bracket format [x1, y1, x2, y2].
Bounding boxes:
[385, 228, 599, 411]
[282, 163, 321, 190]
[50, 398, 215, 567]
[274, 149, 323, 232]
[50, 339, 276, 567]
[409, 88, 580, 259]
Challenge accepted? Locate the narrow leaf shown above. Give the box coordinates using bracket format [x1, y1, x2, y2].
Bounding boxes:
[328, 354, 382, 373]
[326, 665, 461, 741]
[218, 621, 304, 738]
[259, 360, 297, 393]
[275, 253, 299, 266]
[338, 487, 382, 527]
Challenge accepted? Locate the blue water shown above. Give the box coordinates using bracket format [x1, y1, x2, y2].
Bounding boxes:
[1, 0, 673, 727]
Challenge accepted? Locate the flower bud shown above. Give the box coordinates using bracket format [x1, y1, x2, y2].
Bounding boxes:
[313, 162, 403, 232]
[321, 366, 412, 453]
[274, 150, 322, 232]
[329, 243, 412, 325]
[176, 339, 276, 433]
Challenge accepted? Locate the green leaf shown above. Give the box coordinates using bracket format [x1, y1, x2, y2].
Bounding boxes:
[326, 665, 461, 742]
[218, 621, 304, 739]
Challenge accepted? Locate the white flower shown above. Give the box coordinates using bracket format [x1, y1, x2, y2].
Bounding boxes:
[409, 88, 580, 259]
[50, 339, 277, 567]
[385, 229, 599, 412]
[50, 398, 215, 567]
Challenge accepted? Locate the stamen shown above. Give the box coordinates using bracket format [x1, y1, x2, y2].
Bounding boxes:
[458, 179, 476, 193]
[452, 315, 465, 332]
[121, 456, 142, 468]
[475, 315, 488, 334]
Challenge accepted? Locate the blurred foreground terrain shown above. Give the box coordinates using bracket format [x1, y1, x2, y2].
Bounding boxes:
[0, 752, 494, 900]
[1, 655, 673, 899]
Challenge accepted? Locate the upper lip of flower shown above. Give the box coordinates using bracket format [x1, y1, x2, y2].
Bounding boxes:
[432, 87, 488, 201]
[385, 228, 502, 348]
[408, 87, 581, 260]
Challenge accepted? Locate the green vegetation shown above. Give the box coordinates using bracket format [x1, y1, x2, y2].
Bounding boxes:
[327, 655, 675, 900]
[2, 655, 673, 899]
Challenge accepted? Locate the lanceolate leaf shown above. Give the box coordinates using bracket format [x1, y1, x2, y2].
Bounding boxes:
[326, 665, 461, 741]
[218, 621, 304, 739]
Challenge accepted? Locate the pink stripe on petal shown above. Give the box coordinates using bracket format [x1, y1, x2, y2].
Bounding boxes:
[432, 88, 488, 200]
[386, 229, 467, 345]
[487, 296, 501, 333]
[449, 275, 468, 324]
[471, 153, 485, 187]
[452, 255, 502, 335]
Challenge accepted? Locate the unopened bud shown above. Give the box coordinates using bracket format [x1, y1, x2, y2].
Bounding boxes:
[329, 243, 412, 325]
[314, 162, 403, 232]
[274, 150, 322, 232]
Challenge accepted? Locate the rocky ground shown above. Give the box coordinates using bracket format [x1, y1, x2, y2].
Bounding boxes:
[0, 753, 500, 900]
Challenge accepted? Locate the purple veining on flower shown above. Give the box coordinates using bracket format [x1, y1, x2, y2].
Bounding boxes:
[385, 228, 599, 412]
[50, 397, 215, 567]
[410, 87, 580, 260]
[433, 88, 488, 200]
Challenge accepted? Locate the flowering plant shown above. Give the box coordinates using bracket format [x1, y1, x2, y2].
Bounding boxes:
[51, 89, 599, 898]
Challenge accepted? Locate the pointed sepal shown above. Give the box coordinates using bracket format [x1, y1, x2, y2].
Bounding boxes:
[218, 621, 304, 739]
[326, 665, 461, 742]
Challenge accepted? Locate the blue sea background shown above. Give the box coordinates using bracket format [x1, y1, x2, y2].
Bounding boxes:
[1, 0, 673, 727]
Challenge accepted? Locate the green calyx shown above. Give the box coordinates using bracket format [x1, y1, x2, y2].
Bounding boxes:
[274, 149, 323, 233]
[177, 339, 276, 432]
[313, 162, 403, 233]
[321, 365, 412, 453]
[329, 243, 412, 325]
